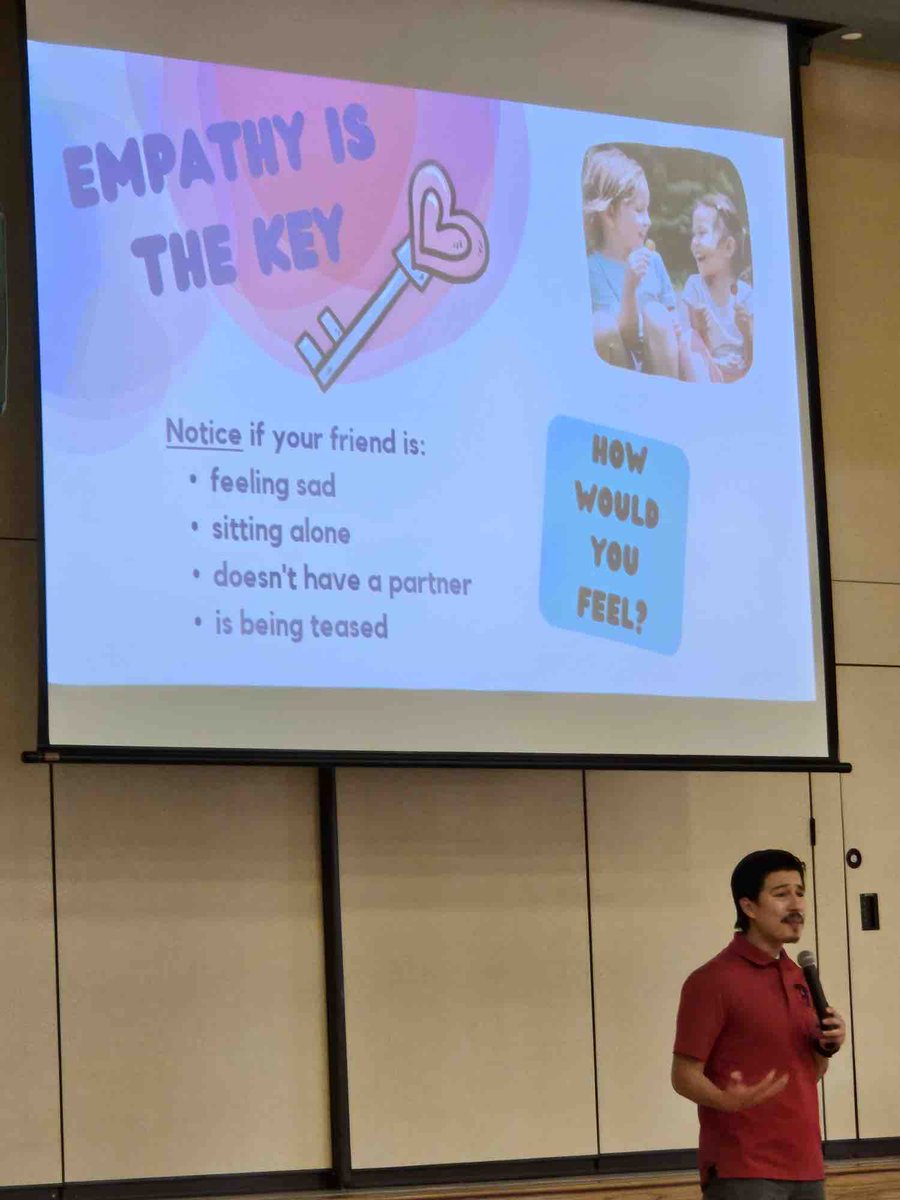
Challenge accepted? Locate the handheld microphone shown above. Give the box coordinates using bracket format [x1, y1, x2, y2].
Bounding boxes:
[797, 950, 829, 1023]
[797, 950, 837, 1053]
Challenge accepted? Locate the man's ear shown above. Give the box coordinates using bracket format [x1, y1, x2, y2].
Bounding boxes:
[739, 896, 755, 921]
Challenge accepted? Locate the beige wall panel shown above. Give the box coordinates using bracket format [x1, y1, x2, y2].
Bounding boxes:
[803, 58, 900, 586]
[836, 667, 900, 1138]
[0, 542, 61, 1184]
[810, 772, 856, 1141]
[54, 765, 329, 1180]
[338, 768, 597, 1168]
[833, 581, 900, 667]
[587, 771, 815, 1154]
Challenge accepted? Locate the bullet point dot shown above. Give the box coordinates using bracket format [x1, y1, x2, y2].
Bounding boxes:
[189, 473, 197, 483]
[192, 568, 200, 578]
[194, 617, 202, 626]
[191, 521, 198, 531]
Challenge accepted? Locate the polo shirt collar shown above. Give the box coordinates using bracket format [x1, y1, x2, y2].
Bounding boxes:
[728, 932, 782, 967]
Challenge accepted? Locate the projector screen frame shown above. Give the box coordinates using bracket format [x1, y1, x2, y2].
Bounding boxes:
[16, 0, 845, 772]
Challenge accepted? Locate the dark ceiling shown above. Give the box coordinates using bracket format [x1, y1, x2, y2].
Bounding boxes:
[681, 0, 900, 64]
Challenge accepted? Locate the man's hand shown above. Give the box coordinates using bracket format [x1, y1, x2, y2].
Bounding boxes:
[720, 1069, 790, 1112]
[818, 1007, 847, 1053]
[671, 1054, 789, 1114]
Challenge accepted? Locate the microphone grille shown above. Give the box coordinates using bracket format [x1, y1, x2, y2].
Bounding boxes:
[797, 950, 816, 969]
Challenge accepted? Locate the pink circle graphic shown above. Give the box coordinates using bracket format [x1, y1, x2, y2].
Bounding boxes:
[128, 56, 529, 386]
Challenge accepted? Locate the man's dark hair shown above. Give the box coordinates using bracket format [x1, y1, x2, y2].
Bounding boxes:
[731, 849, 806, 932]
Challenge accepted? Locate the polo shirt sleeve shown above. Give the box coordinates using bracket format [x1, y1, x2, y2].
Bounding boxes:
[673, 966, 727, 1062]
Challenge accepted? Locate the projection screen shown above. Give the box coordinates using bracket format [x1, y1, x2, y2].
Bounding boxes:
[23, 0, 837, 761]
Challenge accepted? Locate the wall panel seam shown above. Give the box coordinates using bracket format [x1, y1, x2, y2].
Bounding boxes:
[582, 770, 601, 1159]
[835, 663, 900, 670]
[49, 763, 66, 1182]
[832, 579, 900, 587]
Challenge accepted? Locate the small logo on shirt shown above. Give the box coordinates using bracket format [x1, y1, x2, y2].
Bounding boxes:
[794, 983, 811, 1007]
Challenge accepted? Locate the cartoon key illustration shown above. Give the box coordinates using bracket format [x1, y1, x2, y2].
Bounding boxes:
[296, 160, 489, 391]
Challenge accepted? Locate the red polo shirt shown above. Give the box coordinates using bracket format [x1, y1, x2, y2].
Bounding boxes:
[674, 934, 823, 1184]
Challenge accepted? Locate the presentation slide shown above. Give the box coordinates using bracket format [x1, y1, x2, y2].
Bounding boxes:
[26, 15, 829, 758]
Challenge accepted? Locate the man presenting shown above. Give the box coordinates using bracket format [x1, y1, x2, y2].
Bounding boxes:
[672, 849, 847, 1199]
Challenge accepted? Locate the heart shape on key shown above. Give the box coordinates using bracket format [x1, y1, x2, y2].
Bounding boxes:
[409, 160, 489, 284]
